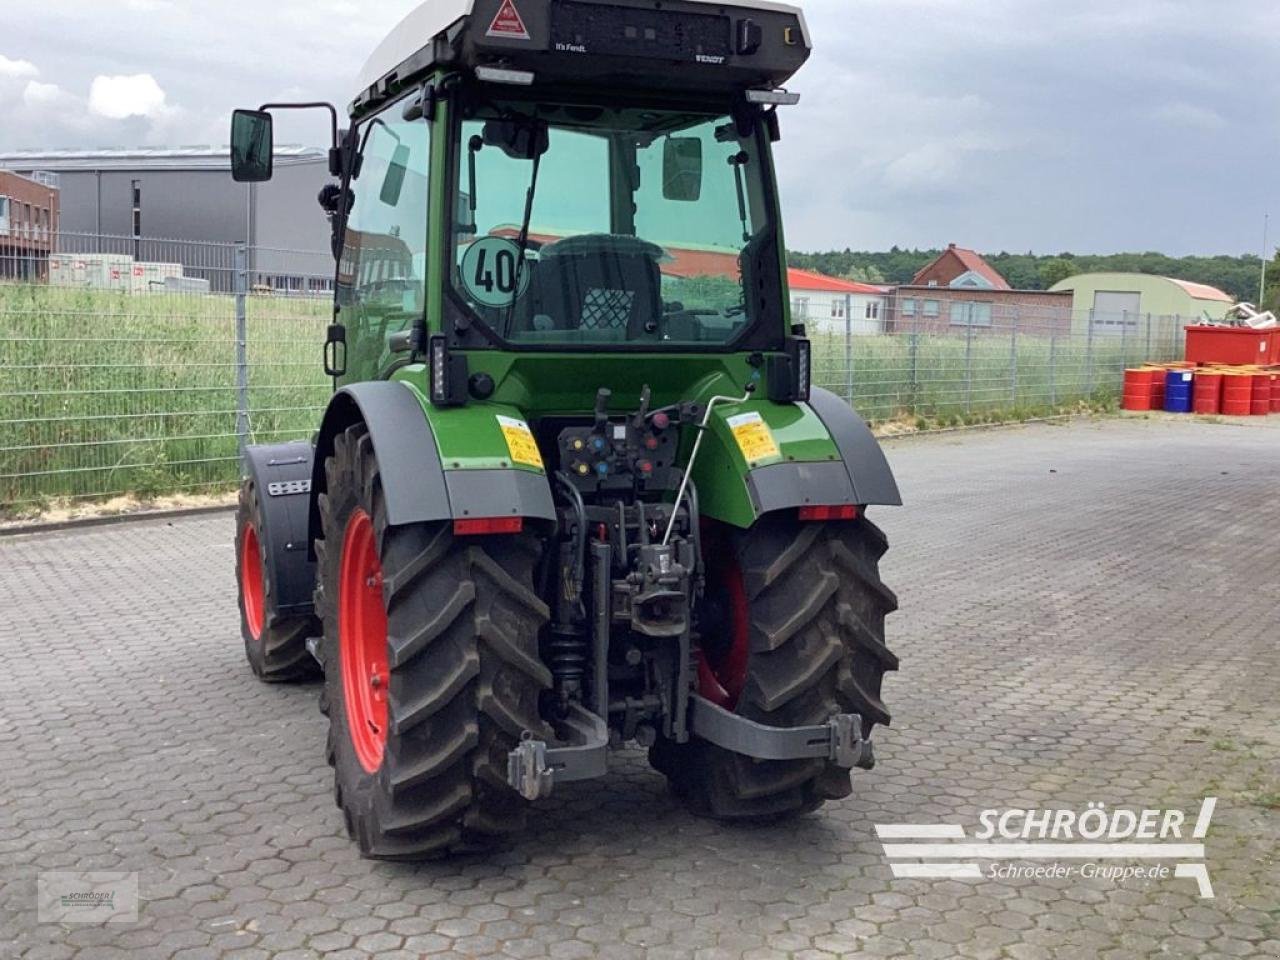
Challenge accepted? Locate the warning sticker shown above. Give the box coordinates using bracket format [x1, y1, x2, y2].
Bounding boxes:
[725, 411, 780, 464]
[487, 0, 531, 39]
[496, 415, 544, 469]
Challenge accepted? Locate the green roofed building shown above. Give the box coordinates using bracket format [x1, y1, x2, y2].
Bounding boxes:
[1049, 272, 1235, 336]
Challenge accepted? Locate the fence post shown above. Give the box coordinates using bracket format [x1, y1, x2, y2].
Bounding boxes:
[234, 242, 250, 456]
[909, 325, 920, 414]
[965, 309, 974, 414]
[1085, 308, 1095, 398]
[1048, 328, 1057, 406]
[1145, 312, 1152, 360]
[1121, 309, 1129, 369]
[1009, 307, 1019, 408]
[844, 293, 853, 406]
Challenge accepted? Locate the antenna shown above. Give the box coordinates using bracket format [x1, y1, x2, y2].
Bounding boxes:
[1261, 213, 1270, 307]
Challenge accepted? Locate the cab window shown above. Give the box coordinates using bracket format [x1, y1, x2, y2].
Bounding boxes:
[338, 93, 430, 382]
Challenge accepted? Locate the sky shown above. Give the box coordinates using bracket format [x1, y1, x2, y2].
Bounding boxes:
[2, 0, 1278, 256]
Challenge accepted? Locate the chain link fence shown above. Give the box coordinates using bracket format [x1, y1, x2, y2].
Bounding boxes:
[1, 232, 1190, 510]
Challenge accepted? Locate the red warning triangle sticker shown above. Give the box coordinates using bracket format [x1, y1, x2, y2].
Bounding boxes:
[487, 0, 531, 40]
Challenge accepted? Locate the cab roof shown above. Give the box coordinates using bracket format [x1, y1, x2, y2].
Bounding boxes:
[353, 0, 811, 116]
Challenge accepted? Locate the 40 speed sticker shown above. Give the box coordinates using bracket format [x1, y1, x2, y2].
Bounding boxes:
[725, 411, 780, 464]
[461, 236, 530, 308]
[496, 415, 544, 469]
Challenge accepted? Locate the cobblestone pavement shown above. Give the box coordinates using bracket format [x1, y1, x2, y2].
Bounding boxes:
[2, 416, 1277, 960]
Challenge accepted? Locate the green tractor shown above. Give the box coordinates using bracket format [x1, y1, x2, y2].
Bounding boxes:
[232, 0, 900, 858]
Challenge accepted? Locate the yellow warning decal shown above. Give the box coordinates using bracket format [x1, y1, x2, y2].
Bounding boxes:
[725, 411, 780, 463]
[496, 415, 544, 469]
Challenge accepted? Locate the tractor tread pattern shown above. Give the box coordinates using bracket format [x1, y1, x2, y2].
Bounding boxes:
[236, 478, 321, 683]
[318, 423, 551, 860]
[652, 513, 897, 820]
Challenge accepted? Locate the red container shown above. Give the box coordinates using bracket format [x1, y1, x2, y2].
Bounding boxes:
[1221, 373, 1253, 415]
[1147, 368, 1166, 409]
[1271, 372, 1280, 413]
[1122, 368, 1153, 411]
[1193, 370, 1222, 414]
[1185, 326, 1278, 366]
[1250, 373, 1271, 415]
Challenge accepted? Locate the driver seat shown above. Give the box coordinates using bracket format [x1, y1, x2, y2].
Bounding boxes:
[526, 234, 664, 338]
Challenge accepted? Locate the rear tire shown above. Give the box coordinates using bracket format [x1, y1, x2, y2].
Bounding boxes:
[651, 513, 898, 819]
[236, 478, 321, 682]
[315, 423, 553, 859]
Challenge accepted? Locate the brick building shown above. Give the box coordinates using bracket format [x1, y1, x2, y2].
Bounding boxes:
[887, 243, 1073, 336]
[0, 170, 59, 279]
[887, 286, 1074, 336]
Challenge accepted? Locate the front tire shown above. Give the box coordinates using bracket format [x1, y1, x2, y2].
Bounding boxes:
[235, 478, 320, 682]
[315, 423, 553, 859]
[651, 512, 898, 819]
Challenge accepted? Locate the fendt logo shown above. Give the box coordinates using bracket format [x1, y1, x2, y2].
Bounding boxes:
[876, 797, 1217, 898]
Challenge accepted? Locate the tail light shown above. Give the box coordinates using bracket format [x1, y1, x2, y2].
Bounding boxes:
[453, 516, 523, 536]
[798, 504, 858, 521]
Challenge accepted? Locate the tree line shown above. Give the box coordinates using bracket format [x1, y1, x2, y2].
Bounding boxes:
[787, 248, 1266, 303]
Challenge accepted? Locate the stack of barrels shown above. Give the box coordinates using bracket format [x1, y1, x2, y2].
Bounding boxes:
[1123, 363, 1280, 416]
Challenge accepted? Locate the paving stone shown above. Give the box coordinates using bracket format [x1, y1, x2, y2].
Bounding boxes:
[0, 419, 1275, 959]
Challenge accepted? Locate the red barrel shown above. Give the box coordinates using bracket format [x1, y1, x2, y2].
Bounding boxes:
[1271, 372, 1280, 413]
[1146, 367, 1166, 409]
[1250, 372, 1271, 415]
[1221, 372, 1253, 415]
[1123, 368, 1154, 411]
[1193, 370, 1223, 414]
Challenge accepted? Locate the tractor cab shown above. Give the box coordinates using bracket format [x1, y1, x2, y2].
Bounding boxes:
[233, 0, 812, 396]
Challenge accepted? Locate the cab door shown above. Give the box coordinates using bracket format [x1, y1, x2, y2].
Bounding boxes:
[337, 91, 432, 384]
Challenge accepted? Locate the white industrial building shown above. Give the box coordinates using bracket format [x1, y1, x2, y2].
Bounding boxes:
[788, 268, 889, 335]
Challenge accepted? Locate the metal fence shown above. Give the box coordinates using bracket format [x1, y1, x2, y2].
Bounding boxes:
[0, 232, 1190, 509]
[809, 302, 1187, 424]
[1, 232, 332, 508]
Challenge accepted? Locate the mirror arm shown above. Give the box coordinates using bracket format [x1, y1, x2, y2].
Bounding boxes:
[257, 101, 342, 175]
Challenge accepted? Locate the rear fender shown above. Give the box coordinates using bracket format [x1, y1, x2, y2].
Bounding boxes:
[241, 441, 316, 616]
[692, 387, 900, 528]
[307, 381, 554, 551]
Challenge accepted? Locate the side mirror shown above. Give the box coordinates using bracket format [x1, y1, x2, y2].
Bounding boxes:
[379, 143, 410, 206]
[662, 137, 702, 202]
[230, 109, 274, 182]
[455, 191, 477, 236]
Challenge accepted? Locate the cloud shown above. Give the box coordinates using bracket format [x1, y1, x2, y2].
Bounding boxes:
[1, 0, 1277, 254]
[22, 80, 77, 110]
[88, 73, 170, 120]
[0, 54, 38, 78]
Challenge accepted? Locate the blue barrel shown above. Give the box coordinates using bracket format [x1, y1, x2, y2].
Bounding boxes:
[1164, 368, 1193, 413]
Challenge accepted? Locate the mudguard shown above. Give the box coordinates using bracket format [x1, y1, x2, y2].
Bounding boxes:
[694, 388, 901, 528]
[241, 441, 316, 616]
[307, 381, 555, 549]
[805, 387, 902, 507]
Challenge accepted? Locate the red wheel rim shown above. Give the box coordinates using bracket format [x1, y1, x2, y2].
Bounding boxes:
[240, 523, 265, 641]
[338, 508, 389, 774]
[698, 543, 750, 710]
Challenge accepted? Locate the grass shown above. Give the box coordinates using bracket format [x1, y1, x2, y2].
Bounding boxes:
[1, 283, 1184, 510]
[0, 283, 330, 511]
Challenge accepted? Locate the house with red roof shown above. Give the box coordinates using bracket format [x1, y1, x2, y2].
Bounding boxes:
[887, 244, 1073, 336]
[786, 268, 889, 335]
[912, 243, 1012, 290]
